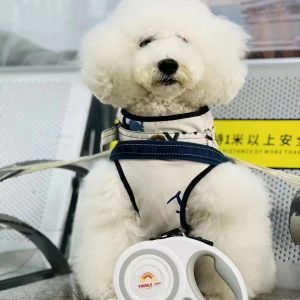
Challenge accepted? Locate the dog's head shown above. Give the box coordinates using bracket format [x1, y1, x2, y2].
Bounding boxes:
[81, 0, 249, 115]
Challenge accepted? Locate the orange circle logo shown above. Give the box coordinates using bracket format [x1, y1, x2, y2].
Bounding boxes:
[138, 272, 162, 289]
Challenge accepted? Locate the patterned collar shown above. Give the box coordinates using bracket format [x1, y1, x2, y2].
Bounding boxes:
[101, 106, 218, 151]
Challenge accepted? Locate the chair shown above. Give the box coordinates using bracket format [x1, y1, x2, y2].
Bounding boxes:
[0, 66, 93, 289]
[0, 60, 299, 299]
[212, 58, 300, 297]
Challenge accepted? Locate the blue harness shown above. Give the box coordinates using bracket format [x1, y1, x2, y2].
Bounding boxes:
[110, 140, 230, 233]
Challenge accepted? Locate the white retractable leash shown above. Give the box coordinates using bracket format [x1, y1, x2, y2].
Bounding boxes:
[113, 230, 248, 300]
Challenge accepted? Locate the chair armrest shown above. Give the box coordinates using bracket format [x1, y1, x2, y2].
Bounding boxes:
[0, 214, 71, 290]
[0, 160, 88, 290]
[290, 191, 300, 245]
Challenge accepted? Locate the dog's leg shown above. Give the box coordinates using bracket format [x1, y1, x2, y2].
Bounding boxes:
[70, 160, 146, 300]
[188, 162, 276, 300]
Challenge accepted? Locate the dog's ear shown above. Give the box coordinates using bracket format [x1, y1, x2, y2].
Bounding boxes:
[81, 67, 113, 103]
[197, 15, 249, 105]
[80, 23, 114, 104]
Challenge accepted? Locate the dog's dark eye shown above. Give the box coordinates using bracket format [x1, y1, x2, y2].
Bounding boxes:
[139, 37, 154, 48]
[177, 35, 188, 43]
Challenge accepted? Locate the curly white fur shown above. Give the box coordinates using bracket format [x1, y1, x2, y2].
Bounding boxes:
[71, 0, 276, 299]
[80, 0, 248, 116]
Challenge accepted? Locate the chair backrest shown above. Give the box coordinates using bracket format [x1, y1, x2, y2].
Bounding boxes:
[212, 58, 300, 291]
[0, 66, 91, 254]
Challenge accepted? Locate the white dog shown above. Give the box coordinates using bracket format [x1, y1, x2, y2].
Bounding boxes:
[71, 0, 276, 299]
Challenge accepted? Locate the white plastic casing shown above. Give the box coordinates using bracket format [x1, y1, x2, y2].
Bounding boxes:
[113, 237, 248, 300]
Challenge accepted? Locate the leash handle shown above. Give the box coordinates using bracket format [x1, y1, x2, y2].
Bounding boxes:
[114, 237, 248, 300]
[159, 237, 248, 300]
[187, 245, 248, 300]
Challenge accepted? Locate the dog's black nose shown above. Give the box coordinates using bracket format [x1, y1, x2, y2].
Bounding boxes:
[158, 59, 179, 76]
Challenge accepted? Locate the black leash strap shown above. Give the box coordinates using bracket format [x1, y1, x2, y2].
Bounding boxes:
[115, 160, 139, 213]
[180, 165, 217, 233]
[156, 228, 214, 247]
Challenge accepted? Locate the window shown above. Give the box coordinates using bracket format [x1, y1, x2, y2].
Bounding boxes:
[209, 0, 300, 58]
[0, 1, 299, 64]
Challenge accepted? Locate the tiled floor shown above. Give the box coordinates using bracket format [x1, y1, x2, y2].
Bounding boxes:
[0, 275, 299, 300]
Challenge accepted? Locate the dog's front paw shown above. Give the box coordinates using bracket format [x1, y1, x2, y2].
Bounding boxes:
[202, 290, 235, 300]
[81, 284, 116, 300]
[95, 286, 116, 300]
[206, 296, 234, 300]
